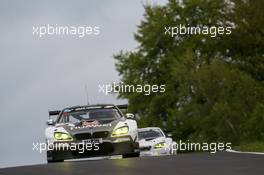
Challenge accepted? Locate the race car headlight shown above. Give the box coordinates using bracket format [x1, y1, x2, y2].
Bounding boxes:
[111, 126, 129, 136]
[154, 142, 166, 149]
[54, 132, 72, 141]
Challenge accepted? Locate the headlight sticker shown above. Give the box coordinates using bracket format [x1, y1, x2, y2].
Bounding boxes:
[154, 142, 166, 149]
[111, 126, 129, 136]
[54, 132, 72, 140]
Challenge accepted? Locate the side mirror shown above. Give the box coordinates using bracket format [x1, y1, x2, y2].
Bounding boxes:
[125, 113, 134, 119]
[166, 133, 172, 137]
[46, 119, 55, 126]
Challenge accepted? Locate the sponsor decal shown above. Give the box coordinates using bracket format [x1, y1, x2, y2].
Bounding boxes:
[70, 123, 112, 130]
[82, 120, 100, 127]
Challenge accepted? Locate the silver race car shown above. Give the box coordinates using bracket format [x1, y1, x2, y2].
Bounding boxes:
[138, 127, 176, 156]
[45, 104, 139, 162]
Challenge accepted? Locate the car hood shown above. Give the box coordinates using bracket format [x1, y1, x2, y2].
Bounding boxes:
[55, 118, 125, 135]
[139, 137, 165, 147]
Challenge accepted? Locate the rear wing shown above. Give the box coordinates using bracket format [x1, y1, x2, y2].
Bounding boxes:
[116, 104, 128, 110]
[48, 110, 61, 120]
[116, 104, 128, 114]
[49, 110, 61, 116]
[48, 104, 129, 118]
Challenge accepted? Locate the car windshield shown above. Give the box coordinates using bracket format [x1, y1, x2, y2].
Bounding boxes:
[138, 129, 163, 140]
[59, 108, 121, 124]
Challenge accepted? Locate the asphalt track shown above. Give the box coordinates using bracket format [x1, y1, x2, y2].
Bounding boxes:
[0, 152, 263, 175]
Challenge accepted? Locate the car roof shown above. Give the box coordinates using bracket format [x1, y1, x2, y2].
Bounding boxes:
[65, 104, 116, 109]
[62, 104, 119, 112]
[138, 127, 162, 132]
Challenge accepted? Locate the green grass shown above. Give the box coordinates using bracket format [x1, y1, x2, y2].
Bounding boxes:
[234, 142, 264, 152]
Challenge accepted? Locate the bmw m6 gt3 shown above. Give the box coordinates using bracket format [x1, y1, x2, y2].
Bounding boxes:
[138, 127, 176, 156]
[45, 104, 139, 162]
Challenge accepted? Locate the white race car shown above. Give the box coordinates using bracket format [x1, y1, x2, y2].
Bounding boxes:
[138, 127, 176, 156]
[45, 104, 139, 162]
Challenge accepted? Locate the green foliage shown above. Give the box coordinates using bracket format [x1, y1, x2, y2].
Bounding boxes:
[114, 0, 264, 145]
[234, 142, 264, 152]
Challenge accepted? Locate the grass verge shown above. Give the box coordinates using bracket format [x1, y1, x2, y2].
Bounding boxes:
[234, 142, 264, 152]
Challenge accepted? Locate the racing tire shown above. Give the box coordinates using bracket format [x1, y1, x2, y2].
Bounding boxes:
[47, 152, 64, 163]
[122, 152, 140, 158]
[47, 159, 64, 163]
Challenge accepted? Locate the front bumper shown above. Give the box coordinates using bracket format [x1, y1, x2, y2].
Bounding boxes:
[139, 147, 170, 156]
[47, 136, 139, 161]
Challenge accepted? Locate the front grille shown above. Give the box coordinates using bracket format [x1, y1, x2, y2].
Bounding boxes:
[140, 146, 151, 151]
[75, 133, 92, 140]
[93, 131, 109, 138]
[72, 142, 114, 157]
[74, 131, 109, 140]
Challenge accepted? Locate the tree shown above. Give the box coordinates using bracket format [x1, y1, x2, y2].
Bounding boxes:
[114, 0, 264, 145]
